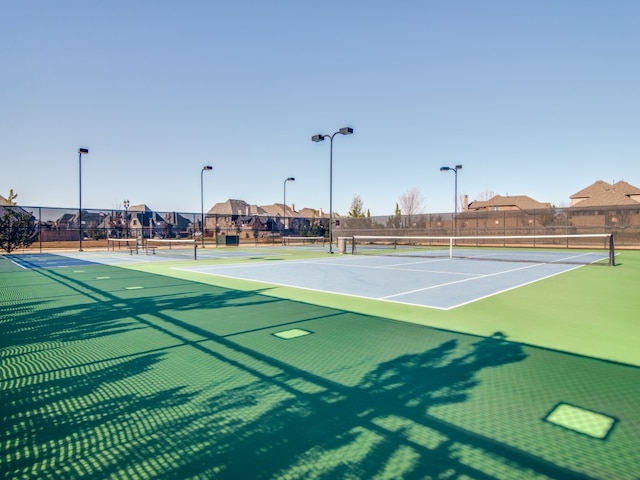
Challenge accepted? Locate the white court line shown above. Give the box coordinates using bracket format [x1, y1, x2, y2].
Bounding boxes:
[1, 255, 27, 269]
[382, 263, 583, 311]
[302, 259, 481, 277]
[381, 262, 557, 299]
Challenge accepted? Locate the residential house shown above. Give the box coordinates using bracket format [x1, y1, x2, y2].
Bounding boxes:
[569, 180, 640, 231]
[260, 203, 304, 232]
[570, 180, 640, 207]
[461, 194, 553, 233]
[466, 195, 552, 212]
[127, 204, 166, 239]
[206, 199, 269, 239]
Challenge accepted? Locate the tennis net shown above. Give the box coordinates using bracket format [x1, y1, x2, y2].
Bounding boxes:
[282, 236, 326, 247]
[351, 234, 615, 266]
[107, 237, 141, 254]
[145, 238, 198, 260]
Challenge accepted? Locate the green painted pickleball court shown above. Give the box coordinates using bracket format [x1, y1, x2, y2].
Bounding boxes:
[1, 247, 639, 479]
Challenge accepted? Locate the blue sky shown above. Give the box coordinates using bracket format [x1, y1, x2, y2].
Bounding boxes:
[1, 1, 639, 216]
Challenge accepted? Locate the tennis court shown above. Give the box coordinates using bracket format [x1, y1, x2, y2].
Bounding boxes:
[1, 246, 639, 479]
[177, 254, 599, 310]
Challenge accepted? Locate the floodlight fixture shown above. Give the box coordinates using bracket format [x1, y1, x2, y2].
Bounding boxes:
[201, 165, 214, 247]
[440, 164, 463, 236]
[78, 147, 89, 251]
[283, 177, 296, 239]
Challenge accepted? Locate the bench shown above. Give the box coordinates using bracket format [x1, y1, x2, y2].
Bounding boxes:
[146, 246, 157, 255]
[127, 246, 138, 255]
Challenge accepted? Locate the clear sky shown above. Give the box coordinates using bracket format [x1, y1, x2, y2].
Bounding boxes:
[1, 1, 639, 216]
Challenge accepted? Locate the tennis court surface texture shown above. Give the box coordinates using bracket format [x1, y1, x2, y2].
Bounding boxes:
[1, 246, 639, 479]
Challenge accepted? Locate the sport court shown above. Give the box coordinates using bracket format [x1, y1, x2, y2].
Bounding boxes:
[1, 246, 639, 479]
[178, 253, 598, 310]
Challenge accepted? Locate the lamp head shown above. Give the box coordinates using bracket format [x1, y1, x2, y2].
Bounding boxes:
[311, 134, 325, 142]
[203, 165, 213, 171]
[79, 148, 89, 155]
[440, 166, 450, 172]
[286, 177, 295, 181]
[455, 164, 462, 170]
[339, 127, 354, 135]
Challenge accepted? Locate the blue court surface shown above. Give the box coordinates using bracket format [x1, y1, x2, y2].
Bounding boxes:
[176, 254, 586, 310]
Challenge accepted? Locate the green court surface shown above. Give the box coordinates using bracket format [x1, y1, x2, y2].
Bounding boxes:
[1, 249, 639, 479]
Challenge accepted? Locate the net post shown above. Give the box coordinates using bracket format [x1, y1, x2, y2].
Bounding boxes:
[449, 236, 453, 259]
[608, 234, 615, 266]
[194, 242, 197, 260]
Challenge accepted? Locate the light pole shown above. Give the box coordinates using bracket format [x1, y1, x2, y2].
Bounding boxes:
[78, 148, 89, 251]
[123, 199, 130, 238]
[201, 165, 213, 247]
[440, 164, 462, 236]
[312, 127, 354, 253]
[283, 177, 295, 240]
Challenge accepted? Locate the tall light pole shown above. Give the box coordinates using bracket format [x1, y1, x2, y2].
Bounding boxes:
[201, 165, 213, 247]
[78, 148, 89, 251]
[283, 177, 295, 240]
[312, 127, 354, 253]
[440, 164, 462, 236]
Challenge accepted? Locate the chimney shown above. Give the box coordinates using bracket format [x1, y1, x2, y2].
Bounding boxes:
[463, 195, 469, 211]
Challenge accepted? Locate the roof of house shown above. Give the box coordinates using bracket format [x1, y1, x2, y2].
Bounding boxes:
[570, 180, 640, 207]
[129, 204, 152, 212]
[259, 203, 303, 217]
[298, 207, 325, 218]
[612, 180, 640, 195]
[467, 195, 552, 211]
[207, 199, 267, 216]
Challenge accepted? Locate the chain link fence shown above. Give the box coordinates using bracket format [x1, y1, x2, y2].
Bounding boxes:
[2, 204, 640, 252]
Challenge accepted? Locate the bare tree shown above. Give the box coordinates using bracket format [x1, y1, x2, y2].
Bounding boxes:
[399, 187, 425, 227]
[475, 189, 496, 201]
[348, 194, 365, 218]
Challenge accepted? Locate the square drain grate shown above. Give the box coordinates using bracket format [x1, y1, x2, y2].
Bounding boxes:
[545, 403, 616, 439]
[273, 329, 312, 340]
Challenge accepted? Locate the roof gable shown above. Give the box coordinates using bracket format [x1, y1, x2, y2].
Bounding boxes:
[571, 190, 639, 207]
[570, 180, 612, 199]
[468, 195, 551, 211]
[570, 179, 640, 206]
[208, 199, 266, 216]
[613, 180, 640, 195]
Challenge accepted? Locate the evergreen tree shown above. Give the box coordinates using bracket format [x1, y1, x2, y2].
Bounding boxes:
[387, 202, 402, 228]
[1, 192, 37, 253]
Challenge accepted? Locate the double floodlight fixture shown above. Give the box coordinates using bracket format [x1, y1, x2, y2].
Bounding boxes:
[440, 164, 462, 172]
[312, 127, 353, 143]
